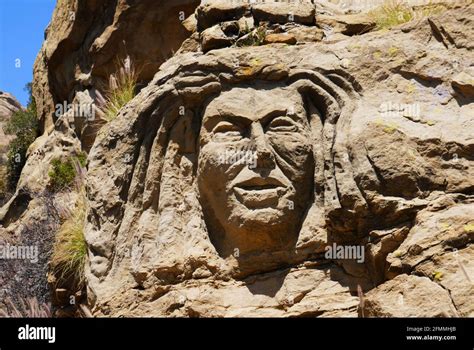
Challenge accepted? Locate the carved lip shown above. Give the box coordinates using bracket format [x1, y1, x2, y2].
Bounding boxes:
[233, 176, 286, 207]
[233, 176, 285, 191]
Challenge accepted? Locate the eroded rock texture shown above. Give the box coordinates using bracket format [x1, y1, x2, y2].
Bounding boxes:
[32, 0, 200, 133]
[0, 92, 22, 201]
[0, 118, 82, 310]
[82, 2, 474, 317]
[1, 1, 473, 317]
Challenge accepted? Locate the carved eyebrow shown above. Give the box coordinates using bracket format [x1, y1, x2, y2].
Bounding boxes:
[205, 113, 250, 131]
[262, 109, 303, 128]
[259, 109, 287, 125]
[204, 108, 298, 130]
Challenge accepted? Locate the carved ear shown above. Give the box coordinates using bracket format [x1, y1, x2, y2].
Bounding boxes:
[168, 108, 197, 154]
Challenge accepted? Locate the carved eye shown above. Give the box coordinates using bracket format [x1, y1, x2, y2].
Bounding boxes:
[266, 116, 298, 132]
[212, 121, 244, 141]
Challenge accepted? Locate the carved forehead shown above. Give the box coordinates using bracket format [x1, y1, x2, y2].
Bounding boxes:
[203, 85, 304, 121]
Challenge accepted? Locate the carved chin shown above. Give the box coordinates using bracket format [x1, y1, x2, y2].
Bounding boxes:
[239, 212, 291, 231]
[227, 187, 296, 227]
[233, 186, 288, 209]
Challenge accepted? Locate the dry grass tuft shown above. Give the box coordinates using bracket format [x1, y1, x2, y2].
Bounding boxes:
[96, 55, 138, 122]
[0, 297, 52, 318]
[49, 157, 88, 292]
[368, 0, 446, 30]
[49, 190, 87, 291]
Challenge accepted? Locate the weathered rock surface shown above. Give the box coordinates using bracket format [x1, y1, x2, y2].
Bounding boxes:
[0, 92, 22, 202]
[452, 70, 474, 98]
[0, 91, 21, 121]
[252, 2, 316, 25]
[264, 33, 297, 45]
[81, 3, 473, 317]
[33, 0, 201, 134]
[318, 14, 375, 35]
[362, 274, 459, 317]
[191, 0, 321, 53]
[201, 25, 233, 52]
[0, 92, 21, 153]
[2, 1, 473, 318]
[0, 118, 82, 311]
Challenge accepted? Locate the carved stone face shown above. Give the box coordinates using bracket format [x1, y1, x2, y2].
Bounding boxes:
[197, 85, 314, 257]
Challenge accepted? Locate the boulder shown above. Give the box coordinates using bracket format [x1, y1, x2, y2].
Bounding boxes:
[252, 2, 316, 25]
[452, 70, 474, 97]
[287, 26, 324, 43]
[263, 33, 297, 45]
[201, 25, 233, 52]
[317, 14, 376, 35]
[0, 92, 22, 202]
[0, 92, 22, 153]
[362, 274, 458, 317]
[196, 0, 249, 31]
[2, 0, 472, 318]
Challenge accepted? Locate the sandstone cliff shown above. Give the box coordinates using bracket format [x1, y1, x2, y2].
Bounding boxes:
[0, 92, 21, 159]
[0, 92, 22, 203]
[32, 0, 200, 134]
[1, 0, 473, 318]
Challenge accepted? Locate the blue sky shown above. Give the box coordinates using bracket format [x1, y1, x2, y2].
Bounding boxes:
[0, 0, 56, 106]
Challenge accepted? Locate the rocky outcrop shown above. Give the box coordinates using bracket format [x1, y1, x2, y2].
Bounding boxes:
[0, 91, 21, 119]
[81, 3, 473, 317]
[0, 116, 82, 311]
[0, 92, 22, 202]
[184, 0, 321, 53]
[0, 92, 21, 152]
[362, 274, 459, 317]
[2, 1, 473, 317]
[33, 0, 201, 134]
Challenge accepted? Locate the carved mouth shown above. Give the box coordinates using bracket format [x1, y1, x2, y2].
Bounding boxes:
[233, 177, 286, 208]
[234, 177, 285, 190]
[236, 184, 282, 191]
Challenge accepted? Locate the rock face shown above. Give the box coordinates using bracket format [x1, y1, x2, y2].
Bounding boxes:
[32, 0, 201, 134]
[188, 0, 321, 53]
[362, 274, 459, 317]
[81, 2, 473, 317]
[0, 92, 21, 153]
[0, 91, 21, 119]
[2, 1, 473, 317]
[0, 118, 82, 310]
[0, 92, 22, 201]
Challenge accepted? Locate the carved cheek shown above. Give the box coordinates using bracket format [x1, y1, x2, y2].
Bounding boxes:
[198, 142, 246, 192]
[267, 133, 313, 174]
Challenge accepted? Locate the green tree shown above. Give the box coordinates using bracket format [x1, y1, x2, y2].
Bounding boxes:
[48, 154, 87, 191]
[3, 83, 39, 190]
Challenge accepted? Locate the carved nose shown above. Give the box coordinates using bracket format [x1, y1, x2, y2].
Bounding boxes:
[250, 123, 275, 170]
